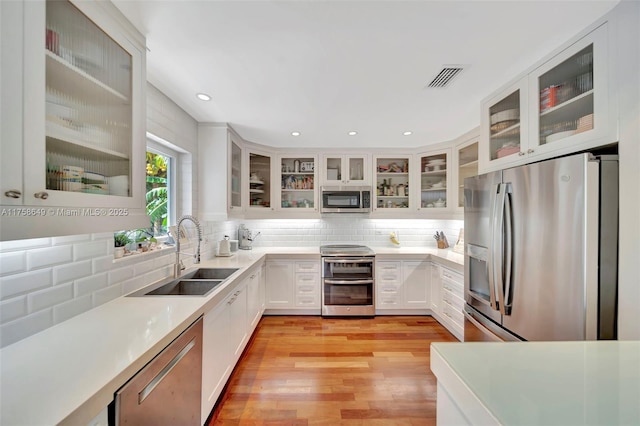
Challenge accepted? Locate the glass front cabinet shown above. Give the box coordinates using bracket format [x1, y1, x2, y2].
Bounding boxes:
[278, 155, 317, 212]
[245, 149, 273, 213]
[456, 139, 479, 210]
[480, 23, 614, 173]
[373, 156, 411, 213]
[1, 0, 147, 240]
[416, 150, 451, 213]
[321, 154, 370, 186]
[229, 137, 243, 212]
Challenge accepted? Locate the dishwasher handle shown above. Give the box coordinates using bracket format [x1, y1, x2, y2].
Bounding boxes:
[138, 338, 197, 404]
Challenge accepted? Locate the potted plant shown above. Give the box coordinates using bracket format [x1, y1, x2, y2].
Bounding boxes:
[114, 231, 131, 258]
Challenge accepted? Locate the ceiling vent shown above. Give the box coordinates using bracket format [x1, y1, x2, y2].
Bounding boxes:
[426, 65, 467, 88]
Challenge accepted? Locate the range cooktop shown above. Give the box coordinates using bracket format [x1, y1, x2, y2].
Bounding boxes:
[319, 244, 375, 256]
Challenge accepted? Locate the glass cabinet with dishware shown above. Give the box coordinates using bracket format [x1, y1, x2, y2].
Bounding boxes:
[321, 154, 370, 186]
[229, 136, 243, 212]
[1, 0, 147, 240]
[479, 22, 615, 173]
[373, 155, 411, 212]
[479, 78, 528, 171]
[278, 154, 317, 212]
[416, 149, 451, 213]
[245, 148, 273, 212]
[455, 138, 479, 210]
[528, 23, 614, 157]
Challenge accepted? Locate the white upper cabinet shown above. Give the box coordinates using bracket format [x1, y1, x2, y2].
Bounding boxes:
[277, 154, 318, 214]
[245, 147, 274, 215]
[480, 22, 616, 173]
[415, 148, 452, 216]
[321, 154, 370, 186]
[1, 0, 148, 240]
[454, 134, 479, 213]
[372, 155, 412, 214]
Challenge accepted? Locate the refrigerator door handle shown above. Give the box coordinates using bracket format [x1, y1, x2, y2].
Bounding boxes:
[503, 184, 513, 315]
[487, 183, 501, 311]
[494, 183, 507, 315]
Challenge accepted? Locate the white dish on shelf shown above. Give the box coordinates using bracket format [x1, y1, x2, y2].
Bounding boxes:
[546, 130, 576, 143]
[490, 108, 519, 125]
[427, 159, 446, 165]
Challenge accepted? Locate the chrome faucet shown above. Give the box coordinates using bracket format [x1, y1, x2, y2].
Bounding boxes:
[174, 215, 202, 277]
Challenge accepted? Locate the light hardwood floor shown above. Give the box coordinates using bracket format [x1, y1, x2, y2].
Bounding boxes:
[207, 315, 458, 425]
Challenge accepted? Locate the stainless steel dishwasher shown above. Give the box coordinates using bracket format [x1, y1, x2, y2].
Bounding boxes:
[113, 317, 203, 426]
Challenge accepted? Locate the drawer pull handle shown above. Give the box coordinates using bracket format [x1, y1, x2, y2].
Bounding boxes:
[34, 191, 49, 200]
[4, 190, 21, 199]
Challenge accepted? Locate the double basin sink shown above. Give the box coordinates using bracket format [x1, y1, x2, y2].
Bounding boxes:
[130, 267, 240, 297]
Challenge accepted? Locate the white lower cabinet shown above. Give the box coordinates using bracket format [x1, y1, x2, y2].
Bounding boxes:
[201, 262, 265, 424]
[431, 265, 464, 340]
[265, 258, 320, 314]
[201, 299, 232, 424]
[375, 259, 430, 313]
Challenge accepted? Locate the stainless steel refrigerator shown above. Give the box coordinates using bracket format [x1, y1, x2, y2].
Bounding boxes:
[463, 153, 618, 342]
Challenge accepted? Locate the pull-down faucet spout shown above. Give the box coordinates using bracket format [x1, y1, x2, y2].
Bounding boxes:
[174, 215, 202, 278]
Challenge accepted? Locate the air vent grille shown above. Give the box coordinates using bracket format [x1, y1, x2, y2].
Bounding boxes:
[427, 66, 466, 88]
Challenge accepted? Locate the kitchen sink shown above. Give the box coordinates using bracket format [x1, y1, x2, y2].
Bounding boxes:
[182, 267, 239, 280]
[144, 279, 224, 296]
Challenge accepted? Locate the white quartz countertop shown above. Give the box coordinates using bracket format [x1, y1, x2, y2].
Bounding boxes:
[0, 246, 461, 425]
[431, 341, 640, 425]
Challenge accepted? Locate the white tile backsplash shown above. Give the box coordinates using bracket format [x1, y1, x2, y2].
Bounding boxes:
[74, 273, 108, 297]
[27, 245, 73, 270]
[53, 295, 92, 325]
[27, 283, 74, 313]
[0, 269, 52, 300]
[0, 217, 463, 348]
[0, 251, 26, 276]
[53, 260, 92, 285]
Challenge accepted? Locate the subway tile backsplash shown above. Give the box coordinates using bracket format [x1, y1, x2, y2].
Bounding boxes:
[0, 218, 463, 348]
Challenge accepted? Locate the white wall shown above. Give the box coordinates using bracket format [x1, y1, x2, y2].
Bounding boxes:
[612, 0, 640, 340]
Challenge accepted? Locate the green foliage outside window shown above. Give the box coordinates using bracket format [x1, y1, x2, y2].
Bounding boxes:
[146, 151, 169, 235]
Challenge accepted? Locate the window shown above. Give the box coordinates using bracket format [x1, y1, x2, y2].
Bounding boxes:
[145, 140, 177, 236]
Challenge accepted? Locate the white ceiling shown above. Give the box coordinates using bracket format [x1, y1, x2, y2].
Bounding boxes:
[112, 0, 619, 149]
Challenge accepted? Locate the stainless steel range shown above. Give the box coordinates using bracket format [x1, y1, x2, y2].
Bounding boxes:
[320, 244, 375, 317]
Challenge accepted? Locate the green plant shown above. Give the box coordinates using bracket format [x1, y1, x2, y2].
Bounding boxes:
[114, 232, 131, 248]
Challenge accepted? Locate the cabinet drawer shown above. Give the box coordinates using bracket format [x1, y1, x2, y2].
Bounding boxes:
[442, 289, 464, 311]
[377, 281, 401, 293]
[442, 301, 464, 330]
[295, 294, 319, 307]
[441, 268, 463, 284]
[295, 261, 319, 273]
[377, 293, 401, 307]
[376, 262, 401, 278]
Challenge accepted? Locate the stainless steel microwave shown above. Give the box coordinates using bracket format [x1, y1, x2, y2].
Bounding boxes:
[321, 186, 371, 213]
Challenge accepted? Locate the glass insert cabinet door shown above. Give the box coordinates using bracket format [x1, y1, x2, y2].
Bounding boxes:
[457, 142, 478, 208]
[280, 156, 315, 209]
[488, 89, 522, 161]
[375, 157, 410, 209]
[419, 152, 448, 209]
[45, 0, 131, 195]
[22, 0, 144, 207]
[537, 45, 594, 146]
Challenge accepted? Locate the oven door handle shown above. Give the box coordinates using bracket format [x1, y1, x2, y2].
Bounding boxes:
[323, 258, 373, 264]
[324, 279, 374, 285]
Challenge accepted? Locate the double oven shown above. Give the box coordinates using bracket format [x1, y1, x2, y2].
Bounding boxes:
[320, 245, 375, 316]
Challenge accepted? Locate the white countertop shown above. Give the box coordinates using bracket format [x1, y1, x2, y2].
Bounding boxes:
[431, 341, 640, 425]
[0, 246, 462, 425]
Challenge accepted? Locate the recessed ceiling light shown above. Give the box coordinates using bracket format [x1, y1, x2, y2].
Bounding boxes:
[196, 93, 211, 101]
[403, 131, 413, 136]
[291, 131, 301, 136]
[348, 131, 358, 136]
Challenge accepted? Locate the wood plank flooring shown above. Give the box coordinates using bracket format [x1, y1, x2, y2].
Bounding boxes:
[207, 316, 458, 425]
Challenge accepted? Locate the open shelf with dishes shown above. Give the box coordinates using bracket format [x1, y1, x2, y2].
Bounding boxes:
[248, 152, 271, 208]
